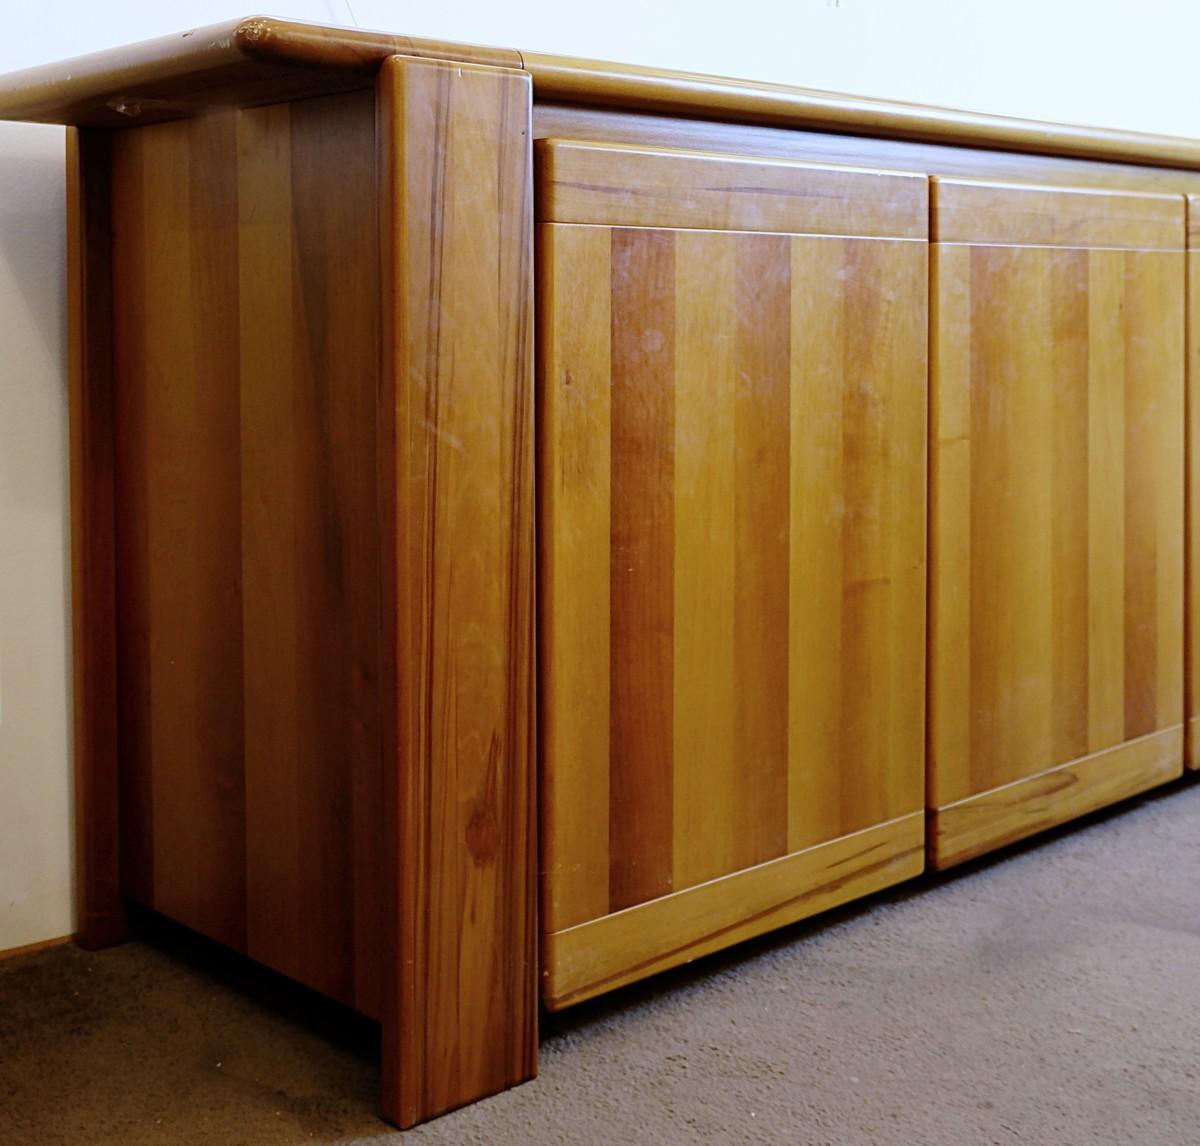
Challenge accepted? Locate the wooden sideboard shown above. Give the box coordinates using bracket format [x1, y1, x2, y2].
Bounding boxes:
[2, 16, 1198, 1127]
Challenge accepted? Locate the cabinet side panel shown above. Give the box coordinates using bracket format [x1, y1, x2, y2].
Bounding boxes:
[112, 114, 248, 952]
[109, 90, 383, 1011]
[236, 91, 384, 1014]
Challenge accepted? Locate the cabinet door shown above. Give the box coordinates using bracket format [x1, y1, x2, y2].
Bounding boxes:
[538, 140, 928, 1009]
[929, 178, 1185, 868]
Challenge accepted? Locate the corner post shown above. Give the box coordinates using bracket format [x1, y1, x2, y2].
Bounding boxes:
[376, 56, 537, 1127]
[66, 127, 127, 950]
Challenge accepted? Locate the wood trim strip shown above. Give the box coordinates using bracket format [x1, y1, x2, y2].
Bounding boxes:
[542, 812, 924, 1011]
[6, 19, 1200, 172]
[0, 935, 73, 962]
[67, 127, 127, 952]
[522, 53, 1200, 172]
[929, 725, 1184, 870]
[932, 178, 1184, 249]
[536, 139, 927, 237]
[377, 55, 537, 1128]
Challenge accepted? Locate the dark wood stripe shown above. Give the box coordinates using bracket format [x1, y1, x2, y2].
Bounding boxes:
[1050, 248, 1090, 762]
[287, 91, 379, 1008]
[117, 116, 248, 948]
[609, 226, 676, 910]
[182, 112, 247, 951]
[238, 102, 304, 1000]
[111, 128, 154, 912]
[732, 232, 791, 869]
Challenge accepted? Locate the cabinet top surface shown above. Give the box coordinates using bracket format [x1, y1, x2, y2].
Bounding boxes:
[1, 15, 1198, 170]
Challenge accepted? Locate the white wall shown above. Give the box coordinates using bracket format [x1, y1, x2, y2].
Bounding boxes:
[2, 0, 1198, 950]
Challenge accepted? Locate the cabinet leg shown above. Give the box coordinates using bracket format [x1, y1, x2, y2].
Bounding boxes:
[376, 55, 538, 1128]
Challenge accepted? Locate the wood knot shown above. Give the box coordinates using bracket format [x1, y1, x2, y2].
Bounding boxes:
[466, 803, 500, 866]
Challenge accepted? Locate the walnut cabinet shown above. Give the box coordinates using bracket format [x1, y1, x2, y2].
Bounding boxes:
[1, 15, 1198, 1127]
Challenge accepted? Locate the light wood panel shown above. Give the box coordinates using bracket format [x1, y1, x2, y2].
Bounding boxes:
[1188, 195, 1200, 770]
[377, 56, 537, 1128]
[546, 812, 924, 1010]
[539, 141, 927, 1005]
[109, 90, 383, 1010]
[933, 178, 1183, 248]
[929, 177, 1185, 868]
[538, 138, 926, 236]
[931, 727, 1182, 868]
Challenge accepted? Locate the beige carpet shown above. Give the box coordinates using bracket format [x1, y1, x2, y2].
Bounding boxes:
[3, 780, 1199, 1145]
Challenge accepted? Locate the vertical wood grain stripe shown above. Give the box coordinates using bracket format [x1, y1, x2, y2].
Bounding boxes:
[110, 127, 154, 909]
[133, 114, 248, 951]
[290, 91, 382, 1012]
[1049, 249, 1090, 764]
[609, 227, 676, 910]
[237, 101, 303, 991]
[733, 234, 791, 870]
[787, 237, 845, 850]
[1087, 252, 1127, 753]
[967, 247, 1015, 791]
[839, 239, 891, 834]
[1133, 250, 1185, 733]
[879, 242, 928, 822]
[138, 121, 197, 932]
[1123, 250, 1160, 741]
[929, 242, 972, 807]
[539, 225, 612, 932]
[969, 247, 1053, 790]
[187, 114, 248, 951]
[672, 230, 737, 890]
[1155, 252, 1186, 733]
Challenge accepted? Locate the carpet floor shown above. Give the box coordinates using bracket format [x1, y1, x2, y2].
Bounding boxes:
[3, 781, 1199, 1145]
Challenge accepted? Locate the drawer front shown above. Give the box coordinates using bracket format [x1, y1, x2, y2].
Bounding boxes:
[538, 140, 928, 1007]
[929, 177, 1186, 867]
